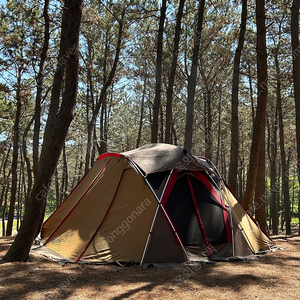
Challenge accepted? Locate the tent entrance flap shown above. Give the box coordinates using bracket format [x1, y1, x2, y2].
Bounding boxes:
[187, 176, 212, 257]
[144, 208, 186, 263]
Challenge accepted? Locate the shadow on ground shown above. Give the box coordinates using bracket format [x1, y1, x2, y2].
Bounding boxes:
[0, 234, 299, 300]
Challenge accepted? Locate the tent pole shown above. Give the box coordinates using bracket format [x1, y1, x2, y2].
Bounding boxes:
[140, 204, 160, 265]
[159, 169, 173, 202]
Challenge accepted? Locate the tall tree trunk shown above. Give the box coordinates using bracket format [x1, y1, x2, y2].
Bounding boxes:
[291, 0, 300, 235]
[0, 146, 11, 211]
[243, 0, 268, 213]
[22, 116, 34, 200]
[42, 0, 70, 150]
[151, 0, 166, 143]
[254, 120, 267, 230]
[275, 51, 291, 234]
[247, 61, 255, 128]
[55, 168, 60, 208]
[165, 0, 185, 144]
[136, 70, 147, 148]
[267, 112, 278, 234]
[204, 90, 212, 160]
[85, 13, 123, 171]
[228, 0, 247, 193]
[2, 182, 9, 237]
[60, 143, 68, 203]
[216, 90, 222, 166]
[184, 0, 206, 151]
[6, 68, 22, 236]
[33, 0, 50, 178]
[99, 99, 108, 155]
[3, 0, 83, 262]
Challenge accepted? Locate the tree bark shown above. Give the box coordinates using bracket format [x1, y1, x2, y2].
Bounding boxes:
[3, 0, 83, 262]
[165, 0, 185, 144]
[254, 119, 267, 231]
[0, 146, 11, 212]
[151, 0, 166, 143]
[42, 0, 70, 151]
[267, 111, 279, 234]
[22, 116, 34, 201]
[6, 68, 22, 236]
[291, 0, 300, 235]
[275, 50, 291, 234]
[136, 69, 147, 148]
[55, 168, 60, 208]
[228, 0, 247, 194]
[243, 0, 268, 212]
[184, 0, 206, 151]
[204, 90, 212, 160]
[33, 0, 50, 178]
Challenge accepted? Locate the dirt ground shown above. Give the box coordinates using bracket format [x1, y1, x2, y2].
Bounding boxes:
[0, 232, 300, 300]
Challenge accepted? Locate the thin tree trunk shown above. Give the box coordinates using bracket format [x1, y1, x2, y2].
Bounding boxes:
[60, 143, 68, 203]
[267, 112, 278, 234]
[85, 13, 124, 170]
[6, 68, 22, 236]
[2, 170, 11, 237]
[16, 157, 22, 232]
[165, 0, 185, 144]
[291, 0, 300, 235]
[159, 105, 164, 143]
[33, 0, 50, 178]
[22, 116, 34, 200]
[243, 0, 268, 212]
[136, 71, 147, 148]
[42, 0, 70, 151]
[2, 197, 7, 237]
[151, 0, 166, 143]
[228, 0, 247, 193]
[276, 53, 291, 234]
[3, 0, 83, 262]
[0, 147, 11, 211]
[184, 0, 206, 151]
[205, 90, 212, 160]
[216, 89, 222, 167]
[55, 168, 60, 208]
[248, 61, 255, 129]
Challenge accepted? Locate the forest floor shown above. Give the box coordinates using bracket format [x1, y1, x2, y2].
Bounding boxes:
[0, 229, 300, 300]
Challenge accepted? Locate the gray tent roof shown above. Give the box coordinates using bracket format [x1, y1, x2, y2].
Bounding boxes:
[122, 143, 214, 174]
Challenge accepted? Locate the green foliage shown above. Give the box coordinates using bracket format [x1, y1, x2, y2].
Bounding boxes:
[0, 0, 299, 234]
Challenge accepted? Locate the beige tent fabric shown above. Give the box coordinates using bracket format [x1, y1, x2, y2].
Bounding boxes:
[45, 157, 125, 261]
[222, 186, 275, 253]
[42, 157, 114, 240]
[81, 168, 157, 263]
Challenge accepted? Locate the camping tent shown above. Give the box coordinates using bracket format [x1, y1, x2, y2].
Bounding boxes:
[39, 143, 275, 265]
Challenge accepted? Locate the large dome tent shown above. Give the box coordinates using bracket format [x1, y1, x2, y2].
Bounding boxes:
[38, 143, 275, 265]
